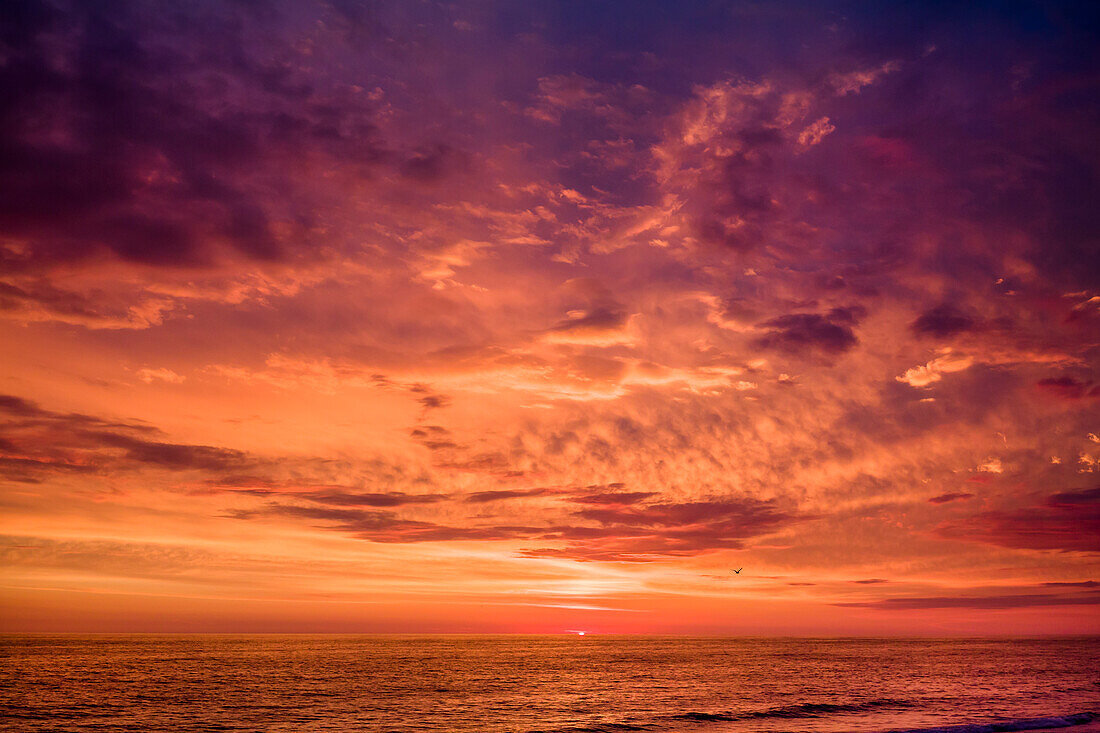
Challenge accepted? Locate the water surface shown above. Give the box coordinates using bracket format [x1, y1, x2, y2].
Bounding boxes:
[1, 635, 1097, 732]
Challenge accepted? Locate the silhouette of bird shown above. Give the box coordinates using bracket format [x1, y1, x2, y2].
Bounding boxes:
[730, 568, 742, 575]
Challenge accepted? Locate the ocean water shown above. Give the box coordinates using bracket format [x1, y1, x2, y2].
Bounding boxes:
[1, 636, 1097, 733]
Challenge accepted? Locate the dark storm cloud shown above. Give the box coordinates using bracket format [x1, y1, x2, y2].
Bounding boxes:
[911, 304, 977, 338]
[90, 432, 251, 472]
[928, 492, 974, 504]
[543, 279, 631, 341]
[754, 307, 866, 356]
[0, 0, 397, 270]
[1046, 487, 1100, 508]
[547, 307, 629, 335]
[1035, 377, 1099, 400]
[0, 395, 50, 418]
[936, 488, 1100, 553]
[0, 393, 156, 430]
[0, 393, 255, 478]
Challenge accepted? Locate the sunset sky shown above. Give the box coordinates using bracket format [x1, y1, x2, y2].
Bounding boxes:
[1, 0, 1098, 634]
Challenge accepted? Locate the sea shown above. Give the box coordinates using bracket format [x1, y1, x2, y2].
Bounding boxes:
[1, 635, 1097, 733]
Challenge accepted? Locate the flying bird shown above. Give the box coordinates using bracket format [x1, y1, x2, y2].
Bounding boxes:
[731, 568, 742, 575]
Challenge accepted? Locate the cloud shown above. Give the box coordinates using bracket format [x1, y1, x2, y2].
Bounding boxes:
[232, 503, 544, 544]
[0, 0, 479, 285]
[1046, 487, 1100, 508]
[569, 491, 657, 506]
[200, 466, 449, 507]
[520, 499, 809, 562]
[91, 433, 252, 472]
[229, 494, 809, 563]
[137, 368, 185, 384]
[1, 0, 294, 268]
[544, 308, 633, 345]
[0, 280, 176, 330]
[524, 74, 651, 126]
[0, 535, 279, 587]
[836, 591, 1100, 610]
[303, 490, 447, 507]
[896, 351, 974, 388]
[525, 74, 608, 123]
[754, 307, 865, 356]
[797, 116, 835, 148]
[0, 394, 159, 433]
[541, 279, 635, 346]
[0, 395, 51, 418]
[827, 62, 900, 96]
[0, 393, 254, 479]
[413, 388, 451, 412]
[928, 492, 974, 504]
[1036, 377, 1099, 400]
[936, 488, 1100, 553]
[464, 488, 565, 503]
[650, 75, 845, 253]
[911, 304, 977, 338]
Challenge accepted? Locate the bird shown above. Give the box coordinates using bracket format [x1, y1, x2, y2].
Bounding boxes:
[730, 568, 742, 575]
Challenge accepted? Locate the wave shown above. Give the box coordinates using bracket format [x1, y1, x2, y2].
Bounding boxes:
[667, 697, 914, 722]
[746, 698, 916, 719]
[536, 708, 1097, 733]
[530, 723, 655, 733]
[882, 711, 1097, 733]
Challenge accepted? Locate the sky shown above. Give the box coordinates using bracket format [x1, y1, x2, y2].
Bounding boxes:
[1, 0, 1098, 635]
